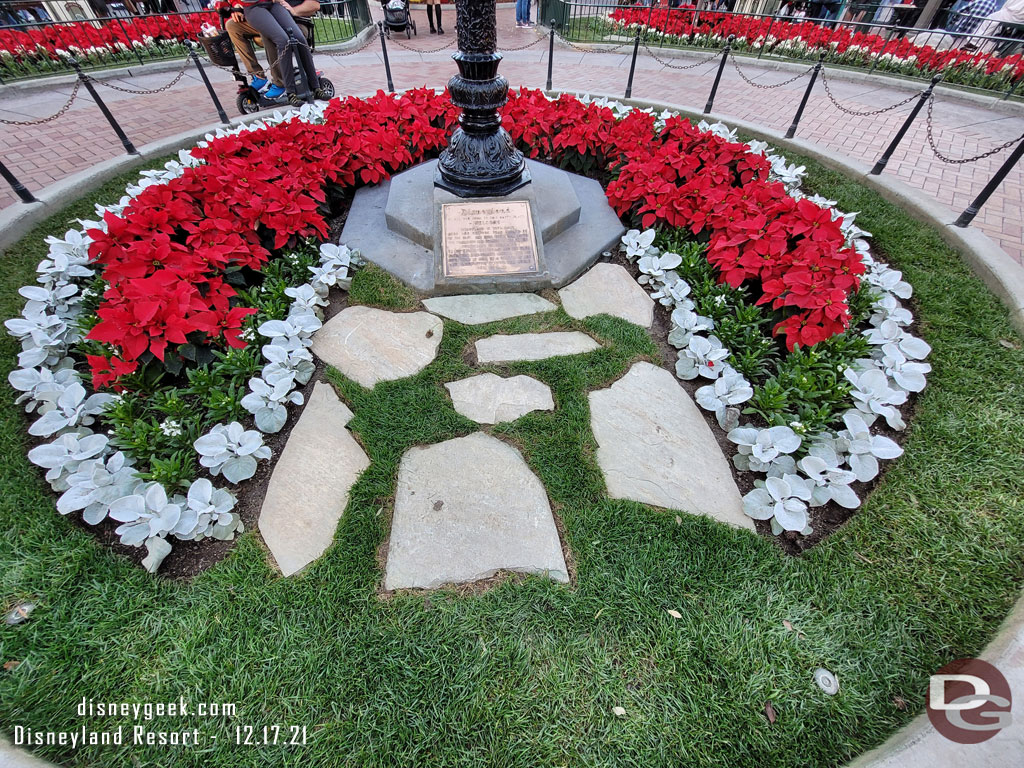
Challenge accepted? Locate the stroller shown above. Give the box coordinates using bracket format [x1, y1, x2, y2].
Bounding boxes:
[381, 0, 417, 39]
[199, 15, 336, 115]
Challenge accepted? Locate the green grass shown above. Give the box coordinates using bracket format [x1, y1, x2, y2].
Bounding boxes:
[2, 154, 1023, 768]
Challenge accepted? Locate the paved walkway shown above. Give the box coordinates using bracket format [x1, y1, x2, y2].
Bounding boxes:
[1, 6, 1022, 263]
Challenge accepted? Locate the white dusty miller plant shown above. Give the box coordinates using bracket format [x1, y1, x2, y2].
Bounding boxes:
[194, 422, 271, 484]
[608, 109, 929, 536]
[8, 108, 350, 571]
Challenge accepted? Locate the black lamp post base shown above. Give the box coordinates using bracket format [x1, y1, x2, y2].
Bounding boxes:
[435, 133, 531, 198]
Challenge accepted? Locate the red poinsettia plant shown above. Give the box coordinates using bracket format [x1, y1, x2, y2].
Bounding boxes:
[609, 4, 1024, 85]
[83, 87, 862, 390]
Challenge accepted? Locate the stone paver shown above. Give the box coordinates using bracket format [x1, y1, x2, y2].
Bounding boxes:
[258, 381, 370, 576]
[558, 262, 654, 327]
[1, 5, 1021, 265]
[445, 373, 554, 424]
[311, 305, 443, 388]
[476, 331, 600, 363]
[422, 292, 556, 324]
[589, 362, 753, 531]
[384, 432, 569, 590]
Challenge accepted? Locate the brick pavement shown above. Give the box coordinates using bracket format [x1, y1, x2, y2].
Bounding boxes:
[1, 5, 1021, 263]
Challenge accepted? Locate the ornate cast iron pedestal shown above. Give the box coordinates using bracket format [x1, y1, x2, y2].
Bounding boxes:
[435, 0, 529, 197]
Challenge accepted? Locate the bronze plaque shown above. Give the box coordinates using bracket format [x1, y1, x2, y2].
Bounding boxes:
[441, 201, 539, 277]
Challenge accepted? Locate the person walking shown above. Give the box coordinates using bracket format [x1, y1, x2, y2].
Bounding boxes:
[237, 0, 323, 105]
[425, 0, 444, 34]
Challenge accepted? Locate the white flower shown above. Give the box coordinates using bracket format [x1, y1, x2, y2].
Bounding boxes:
[844, 368, 907, 430]
[675, 335, 730, 380]
[728, 425, 802, 471]
[695, 368, 753, 430]
[667, 307, 713, 348]
[798, 455, 860, 509]
[621, 229, 655, 260]
[194, 422, 271, 483]
[159, 419, 183, 437]
[837, 411, 903, 482]
[743, 475, 814, 534]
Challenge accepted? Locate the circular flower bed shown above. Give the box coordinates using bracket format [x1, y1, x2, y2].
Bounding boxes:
[6, 88, 931, 572]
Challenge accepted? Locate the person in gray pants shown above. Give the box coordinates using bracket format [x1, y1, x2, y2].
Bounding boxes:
[238, 0, 323, 105]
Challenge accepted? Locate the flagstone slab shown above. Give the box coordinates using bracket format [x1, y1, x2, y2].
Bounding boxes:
[475, 332, 600, 363]
[589, 362, 754, 531]
[445, 373, 554, 424]
[311, 306, 443, 388]
[384, 433, 568, 590]
[259, 382, 370, 576]
[421, 293, 557, 325]
[558, 263, 655, 327]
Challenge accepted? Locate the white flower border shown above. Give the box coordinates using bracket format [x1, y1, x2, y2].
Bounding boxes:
[578, 95, 930, 537]
[5, 102, 345, 573]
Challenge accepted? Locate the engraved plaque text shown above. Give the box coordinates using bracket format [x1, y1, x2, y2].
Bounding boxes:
[441, 201, 539, 277]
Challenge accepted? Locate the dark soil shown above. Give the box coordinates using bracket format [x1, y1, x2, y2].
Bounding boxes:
[59, 172, 920, 575]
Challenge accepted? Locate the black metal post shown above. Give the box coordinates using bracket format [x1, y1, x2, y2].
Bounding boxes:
[546, 20, 555, 91]
[115, 16, 146, 67]
[953, 137, 1024, 228]
[868, 25, 894, 75]
[0, 159, 37, 204]
[435, 0, 528, 197]
[869, 74, 942, 175]
[624, 29, 641, 99]
[377, 22, 395, 94]
[703, 35, 734, 114]
[187, 42, 230, 124]
[1002, 76, 1021, 101]
[758, 14, 775, 60]
[785, 53, 825, 139]
[68, 58, 137, 155]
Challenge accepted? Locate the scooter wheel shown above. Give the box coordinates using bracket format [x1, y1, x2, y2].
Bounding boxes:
[236, 91, 260, 115]
[318, 77, 335, 100]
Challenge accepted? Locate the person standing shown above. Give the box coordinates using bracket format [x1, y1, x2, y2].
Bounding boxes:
[515, 0, 533, 27]
[425, 0, 444, 34]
